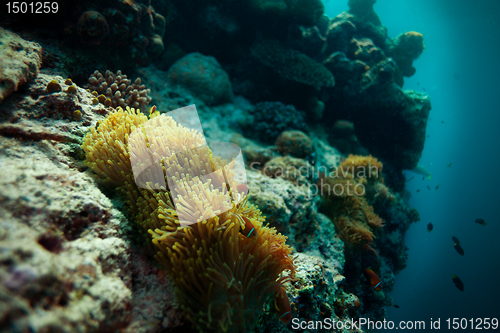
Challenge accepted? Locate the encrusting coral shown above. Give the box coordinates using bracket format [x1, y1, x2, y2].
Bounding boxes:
[82, 107, 295, 332]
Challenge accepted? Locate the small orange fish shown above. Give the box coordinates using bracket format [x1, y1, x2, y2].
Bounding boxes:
[240, 215, 257, 238]
[364, 268, 381, 291]
[274, 285, 292, 324]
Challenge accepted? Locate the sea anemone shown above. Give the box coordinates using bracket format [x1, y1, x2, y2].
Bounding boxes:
[82, 106, 295, 332]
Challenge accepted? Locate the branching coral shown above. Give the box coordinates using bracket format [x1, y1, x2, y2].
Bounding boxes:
[82, 106, 295, 332]
[87, 70, 152, 110]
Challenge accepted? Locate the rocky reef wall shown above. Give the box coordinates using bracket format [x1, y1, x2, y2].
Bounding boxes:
[0, 0, 427, 331]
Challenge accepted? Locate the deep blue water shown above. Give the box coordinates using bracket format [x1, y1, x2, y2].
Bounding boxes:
[324, 0, 500, 330]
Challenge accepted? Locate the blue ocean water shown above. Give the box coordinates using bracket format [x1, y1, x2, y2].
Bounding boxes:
[324, 0, 500, 330]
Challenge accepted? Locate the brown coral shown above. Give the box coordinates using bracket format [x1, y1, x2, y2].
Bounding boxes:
[86, 70, 152, 110]
[318, 155, 387, 250]
[338, 154, 395, 203]
[319, 176, 383, 249]
[276, 130, 315, 159]
[388, 31, 425, 77]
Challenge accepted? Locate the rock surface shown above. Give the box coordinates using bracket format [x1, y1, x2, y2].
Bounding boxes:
[0, 74, 185, 333]
[166, 53, 233, 106]
[0, 28, 42, 103]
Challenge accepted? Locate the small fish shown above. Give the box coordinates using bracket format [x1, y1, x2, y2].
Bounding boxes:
[441, 121, 445, 124]
[393, 304, 400, 308]
[417, 189, 420, 192]
[475, 218, 487, 226]
[427, 223, 433, 232]
[452, 275, 464, 292]
[241, 216, 257, 238]
[274, 286, 292, 324]
[422, 177, 425, 181]
[240, 215, 257, 238]
[454, 243, 464, 256]
[447, 163, 452, 167]
[435, 185, 439, 190]
[452, 236, 460, 244]
[364, 268, 381, 291]
[426, 185, 431, 191]
[407, 176, 415, 182]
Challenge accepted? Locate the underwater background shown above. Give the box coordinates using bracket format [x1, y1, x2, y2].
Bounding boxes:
[1, 0, 499, 332]
[325, 0, 500, 329]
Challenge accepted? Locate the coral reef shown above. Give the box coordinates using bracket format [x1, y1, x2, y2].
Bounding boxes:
[262, 253, 363, 332]
[166, 53, 233, 106]
[0, 28, 42, 103]
[86, 70, 152, 110]
[0, 0, 432, 330]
